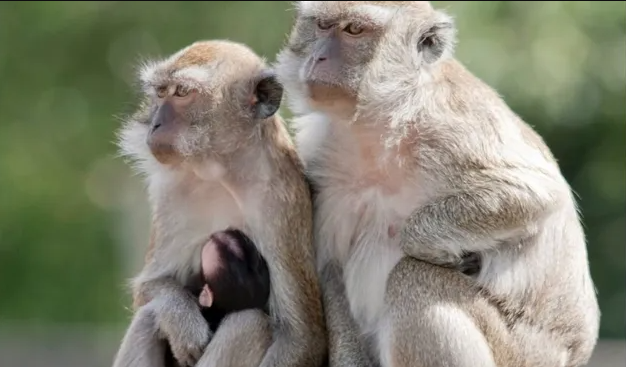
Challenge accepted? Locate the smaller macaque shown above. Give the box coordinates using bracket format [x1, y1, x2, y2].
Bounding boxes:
[274, 2, 599, 366]
[164, 229, 271, 367]
[192, 228, 271, 331]
[112, 40, 325, 367]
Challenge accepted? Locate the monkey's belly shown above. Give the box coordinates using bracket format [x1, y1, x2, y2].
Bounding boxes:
[343, 239, 403, 335]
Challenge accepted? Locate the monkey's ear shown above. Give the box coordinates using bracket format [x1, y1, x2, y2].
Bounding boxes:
[418, 11, 456, 64]
[252, 69, 284, 120]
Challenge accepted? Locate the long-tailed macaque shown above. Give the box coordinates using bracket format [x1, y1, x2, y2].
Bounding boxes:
[112, 39, 327, 367]
[274, 2, 600, 366]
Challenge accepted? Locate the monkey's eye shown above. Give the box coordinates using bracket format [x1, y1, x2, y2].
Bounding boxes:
[344, 23, 364, 36]
[174, 85, 189, 97]
[317, 19, 333, 31]
[156, 86, 168, 98]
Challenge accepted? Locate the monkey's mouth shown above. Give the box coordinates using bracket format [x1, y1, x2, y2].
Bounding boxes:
[301, 62, 341, 90]
[149, 144, 184, 166]
[306, 79, 336, 86]
[304, 78, 345, 92]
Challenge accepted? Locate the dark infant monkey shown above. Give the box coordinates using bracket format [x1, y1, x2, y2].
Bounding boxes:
[193, 228, 271, 330]
[163, 228, 271, 367]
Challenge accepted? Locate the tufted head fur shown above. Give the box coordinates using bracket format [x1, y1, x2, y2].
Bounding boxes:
[275, 1, 456, 118]
[117, 40, 284, 177]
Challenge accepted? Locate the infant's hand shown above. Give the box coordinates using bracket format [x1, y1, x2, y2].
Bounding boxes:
[199, 284, 213, 308]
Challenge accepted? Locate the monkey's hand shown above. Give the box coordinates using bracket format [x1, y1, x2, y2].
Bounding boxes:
[136, 277, 213, 367]
[423, 251, 481, 275]
[155, 293, 212, 366]
[400, 171, 563, 270]
[457, 252, 481, 276]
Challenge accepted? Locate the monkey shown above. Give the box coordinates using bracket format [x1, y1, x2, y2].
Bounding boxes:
[161, 228, 272, 367]
[111, 39, 326, 367]
[118, 296, 273, 367]
[193, 228, 271, 332]
[274, 2, 600, 367]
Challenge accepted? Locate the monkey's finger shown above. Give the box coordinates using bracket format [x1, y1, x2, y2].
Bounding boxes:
[189, 346, 205, 365]
[172, 347, 202, 367]
[459, 252, 481, 275]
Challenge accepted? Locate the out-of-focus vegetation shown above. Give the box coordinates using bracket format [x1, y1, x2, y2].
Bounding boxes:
[0, 0, 623, 344]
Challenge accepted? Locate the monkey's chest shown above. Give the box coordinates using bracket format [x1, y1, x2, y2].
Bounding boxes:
[317, 190, 407, 335]
[159, 188, 246, 283]
[344, 232, 404, 335]
[310, 151, 424, 332]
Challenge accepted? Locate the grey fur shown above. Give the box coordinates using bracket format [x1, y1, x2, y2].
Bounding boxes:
[112, 40, 327, 367]
[274, 2, 600, 367]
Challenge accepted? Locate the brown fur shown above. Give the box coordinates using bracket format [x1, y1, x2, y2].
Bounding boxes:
[112, 40, 327, 367]
[275, 2, 599, 367]
[171, 43, 221, 70]
[133, 225, 157, 310]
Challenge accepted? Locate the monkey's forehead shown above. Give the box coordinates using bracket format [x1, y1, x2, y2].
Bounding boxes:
[139, 62, 217, 92]
[296, 1, 432, 21]
[138, 40, 264, 90]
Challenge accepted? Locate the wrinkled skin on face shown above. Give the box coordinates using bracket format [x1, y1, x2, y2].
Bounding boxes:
[119, 40, 285, 168]
[275, 1, 453, 118]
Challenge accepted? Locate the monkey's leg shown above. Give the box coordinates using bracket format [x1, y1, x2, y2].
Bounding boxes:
[321, 261, 378, 367]
[380, 257, 503, 367]
[196, 309, 272, 367]
[112, 301, 167, 367]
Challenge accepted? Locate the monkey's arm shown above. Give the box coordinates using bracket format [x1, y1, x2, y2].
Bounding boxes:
[131, 233, 212, 367]
[400, 167, 565, 267]
[253, 204, 327, 367]
[321, 261, 377, 367]
[132, 226, 203, 311]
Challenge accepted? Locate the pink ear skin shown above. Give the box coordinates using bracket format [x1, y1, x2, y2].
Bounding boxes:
[199, 285, 213, 307]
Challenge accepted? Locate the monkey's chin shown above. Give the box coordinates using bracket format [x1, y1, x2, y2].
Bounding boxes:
[306, 82, 358, 118]
[149, 149, 185, 166]
[307, 81, 349, 98]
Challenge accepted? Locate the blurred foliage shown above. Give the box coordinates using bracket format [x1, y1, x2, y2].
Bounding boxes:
[0, 1, 623, 339]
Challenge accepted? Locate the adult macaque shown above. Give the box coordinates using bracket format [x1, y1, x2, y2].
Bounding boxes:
[275, 1, 600, 366]
[111, 39, 326, 367]
[160, 228, 272, 367]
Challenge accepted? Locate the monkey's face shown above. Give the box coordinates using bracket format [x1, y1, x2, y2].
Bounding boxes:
[118, 41, 284, 170]
[275, 1, 456, 118]
[276, 1, 386, 116]
[141, 83, 208, 165]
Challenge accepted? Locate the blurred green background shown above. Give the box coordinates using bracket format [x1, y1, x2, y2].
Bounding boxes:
[0, 1, 623, 366]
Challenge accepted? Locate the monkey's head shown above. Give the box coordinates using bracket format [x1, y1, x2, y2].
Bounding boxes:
[118, 40, 283, 169]
[275, 1, 456, 117]
[199, 229, 270, 313]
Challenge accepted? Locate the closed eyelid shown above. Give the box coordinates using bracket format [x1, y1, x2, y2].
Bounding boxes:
[343, 17, 385, 31]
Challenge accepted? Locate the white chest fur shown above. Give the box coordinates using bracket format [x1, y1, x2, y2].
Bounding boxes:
[298, 114, 425, 335]
[315, 182, 418, 335]
[146, 167, 245, 285]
